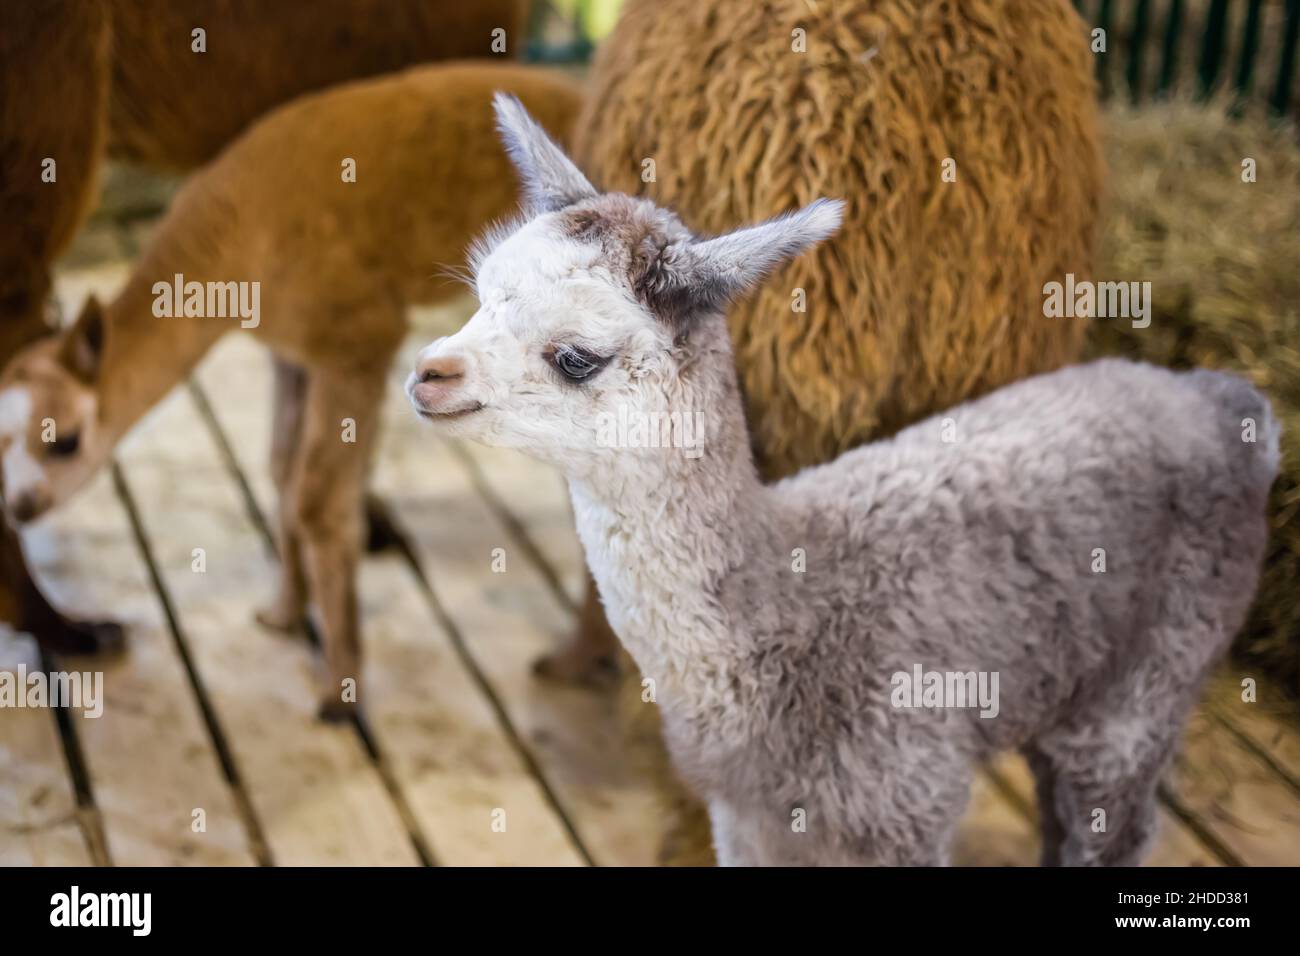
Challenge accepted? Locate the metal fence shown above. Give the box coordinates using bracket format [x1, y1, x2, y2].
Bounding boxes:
[1082, 0, 1300, 115]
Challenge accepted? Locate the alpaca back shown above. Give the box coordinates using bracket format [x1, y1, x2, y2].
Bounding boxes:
[107, 0, 530, 169]
[574, 0, 1103, 478]
[126, 63, 582, 361]
[731, 361, 1278, 767]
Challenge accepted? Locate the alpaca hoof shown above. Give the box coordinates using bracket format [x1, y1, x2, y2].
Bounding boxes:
[35, 617, 127, 657]
[255, 605, 302, 633]
[532, 646, 620, 689]
[317, 696, 357, 723]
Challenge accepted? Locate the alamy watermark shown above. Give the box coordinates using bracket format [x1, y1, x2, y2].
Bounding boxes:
[1043, 273, 1151, 329]
[0, 663, 103, 718]
[152, 272, 260, 328]
[50, 886, 150, 936]
[890, 664, 1000, 719]
[596, 405, 705, 458]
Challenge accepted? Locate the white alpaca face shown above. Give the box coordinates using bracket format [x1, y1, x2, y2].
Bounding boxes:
[406, 93, 843, 473]
[406, 216, 680, 471]
[0, 313, 107, 523]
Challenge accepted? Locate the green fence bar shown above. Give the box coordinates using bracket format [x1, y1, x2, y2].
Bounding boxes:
[1236, 0, 1264, 98]
[1127, 0, 1152, 102]
[1197, 0, 1229, 97]
[1158, 0, 1184, 96]
[1275, 0, 1300, 115]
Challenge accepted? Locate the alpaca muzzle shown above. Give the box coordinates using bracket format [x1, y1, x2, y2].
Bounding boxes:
[407, 349, 483, 419]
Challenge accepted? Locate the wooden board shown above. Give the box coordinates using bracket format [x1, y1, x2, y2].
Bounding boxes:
[1165, 696, 1300, 866]
[193, 335, 585, 866]
[1, 270, 259, 866]
[0, 634, 91, 866]
[113, 385, 419, 866]
[951, 771, 1040, 866]
[449, 441, 585, 609]
[22, 469, 256, 866]
[1205, 673, 1300, 791]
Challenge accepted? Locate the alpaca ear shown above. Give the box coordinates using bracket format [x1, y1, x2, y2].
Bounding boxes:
[493, 92, 596, 215]
[59, 295, 105, 383]
[690, 199, 845, 300]
[641, 199, 845, 326]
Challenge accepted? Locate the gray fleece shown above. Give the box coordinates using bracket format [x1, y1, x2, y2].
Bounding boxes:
[647, 355, 1277, 866]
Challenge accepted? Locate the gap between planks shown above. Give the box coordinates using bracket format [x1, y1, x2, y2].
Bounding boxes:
[113, 384, 421, 865]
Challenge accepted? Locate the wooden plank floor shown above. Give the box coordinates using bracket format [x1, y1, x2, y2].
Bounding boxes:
[4, 247, 1300, 866]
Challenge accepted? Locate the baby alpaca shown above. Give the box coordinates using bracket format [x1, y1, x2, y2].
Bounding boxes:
[0, 66, 580, 719]
[408, 97, 1279, 865]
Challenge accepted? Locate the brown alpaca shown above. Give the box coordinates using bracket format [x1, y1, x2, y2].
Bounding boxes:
[0, 63, 582, 717]
[0, 0, 527, 655]
[542, 0, 1105, 690]
[106, 0, 531, 169]
[0, 0, 121, 652]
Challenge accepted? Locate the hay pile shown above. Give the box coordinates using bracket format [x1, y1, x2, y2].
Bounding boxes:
[1092, 99, 1300, 696]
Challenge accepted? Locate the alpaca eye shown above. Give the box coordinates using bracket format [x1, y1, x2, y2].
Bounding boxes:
[550, 346, 607, 382]
[49, 431, 80, 458]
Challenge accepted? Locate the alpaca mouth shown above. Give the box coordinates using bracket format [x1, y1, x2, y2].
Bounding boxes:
[416, 401, 485, 422]
[5, 494, 50, 525]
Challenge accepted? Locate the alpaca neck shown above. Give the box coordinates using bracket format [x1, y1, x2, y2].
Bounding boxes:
[95, 178, 250, 450]
[96, 267, 230, 449]
[566, 322, 773, 743]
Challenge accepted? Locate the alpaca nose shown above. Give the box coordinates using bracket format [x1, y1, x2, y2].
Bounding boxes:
[416, 353, 466, 383]
[409, 344, 480, 416]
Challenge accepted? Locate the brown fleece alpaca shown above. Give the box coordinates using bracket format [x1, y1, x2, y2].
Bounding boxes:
[0, 0, 122, 652]
[0, 63, 581, 717]
[0, 0, 526, 654]
[559, 0, 1104, 862]
[107, 0, 531, 169]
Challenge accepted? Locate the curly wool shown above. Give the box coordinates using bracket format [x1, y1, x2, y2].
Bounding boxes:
[574, 0, 1104, 479]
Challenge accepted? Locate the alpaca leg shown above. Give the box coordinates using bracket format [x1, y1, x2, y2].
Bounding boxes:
[256, 357, 309, 632]
[1031, 719, 1175, 866]
[711, 800, 883, 866]
[285, 365, 383, 720]
[358, 372, 401, 555]
[1023, 744, 1068, 866]
[1043, 600, 1226, 866]
[533, 572, 620, 688]
[708, 800, 765, 866]
[860, 777, 967, 866]
[3, 518, 124, 655]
